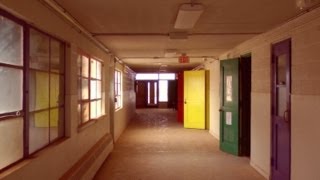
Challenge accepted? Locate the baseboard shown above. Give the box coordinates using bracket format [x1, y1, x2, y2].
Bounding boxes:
[209, 130, 219, 140]
[61, 133, 113, 180]
[250, 161, 269, 179]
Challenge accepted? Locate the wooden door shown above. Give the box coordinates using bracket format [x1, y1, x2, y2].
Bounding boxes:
[271, 39, 291, 180]
[136, 81, 147, 108]
[184, 70, 205, 129]
[220, 59, 240, 155]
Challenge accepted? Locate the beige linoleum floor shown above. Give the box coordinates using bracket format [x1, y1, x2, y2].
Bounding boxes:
[94, 109, 265, 180]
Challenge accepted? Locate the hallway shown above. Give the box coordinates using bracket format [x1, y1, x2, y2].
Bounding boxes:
[94, 109, 264, 180]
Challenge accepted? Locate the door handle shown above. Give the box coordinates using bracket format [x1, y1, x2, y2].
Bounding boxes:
[219, 108, 223, 112]
[184, 99, 187, 104]
[283, 109, 289, 123]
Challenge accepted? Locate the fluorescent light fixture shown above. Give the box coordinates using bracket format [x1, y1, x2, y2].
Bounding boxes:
[174, 3, 204, 29]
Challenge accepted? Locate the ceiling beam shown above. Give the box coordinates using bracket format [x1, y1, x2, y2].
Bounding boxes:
[92, 32, 262, 37]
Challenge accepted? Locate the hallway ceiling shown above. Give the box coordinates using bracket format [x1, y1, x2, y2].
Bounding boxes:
[55, 0, 306, 72]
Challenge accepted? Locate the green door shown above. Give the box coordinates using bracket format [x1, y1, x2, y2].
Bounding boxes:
[220, 59, 239, 155]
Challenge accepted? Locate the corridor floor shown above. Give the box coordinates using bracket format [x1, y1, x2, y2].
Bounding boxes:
[94, 109, 265, 180]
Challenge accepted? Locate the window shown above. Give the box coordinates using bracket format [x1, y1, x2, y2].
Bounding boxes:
[0, 13, 65, 171]
[115, 69, 122, 110]
[78, 53, 104, 125]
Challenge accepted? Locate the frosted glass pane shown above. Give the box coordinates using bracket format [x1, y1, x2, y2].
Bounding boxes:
[0, 67, 22, 114]
[277, 87, 287, 117]
[50, 39, 64, 73]
[96, 100, 102, 117]
[81, 102, 89, 123]
[135, 73, 158, 80]
[81, 78, 89, 99]
[29, 111, 50, 153]
[50, 108, 64, 141]
[277, 54, 287, 85]
[91, 59, 97, 78]
[50, 74, 60, 107]
[97, 81, 102, 99]
[29, 71, 49, 111]
[97, 62, 102, 80]
[0, 15, 23, 66]
[159, 80, 168, 102]
[30, 29, 50, 71]
[91, 80, 97, 99]
[159, 73, 175, 80]
[90, 101, 97, 119]
[0, 118, 23, 170]
[82, 56, 89, 77]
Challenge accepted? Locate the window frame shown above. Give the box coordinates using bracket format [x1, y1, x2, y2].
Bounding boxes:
[114, 69, 122, 110]
[78, 52, 104, 127]
[0, 9, 66, 172]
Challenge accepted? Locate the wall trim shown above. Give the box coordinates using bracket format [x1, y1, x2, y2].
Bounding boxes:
[60, 133, 113, 180]
[209, 130, 220, 140]
[250, 161, 269, 179]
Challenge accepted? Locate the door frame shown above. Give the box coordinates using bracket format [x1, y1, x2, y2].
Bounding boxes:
[271, 38, 291, 180]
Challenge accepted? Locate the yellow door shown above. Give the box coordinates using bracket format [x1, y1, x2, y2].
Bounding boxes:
[184, 70, 205, 129]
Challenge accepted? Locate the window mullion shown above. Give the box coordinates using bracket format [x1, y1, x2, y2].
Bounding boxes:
[23, 26, 30, 157]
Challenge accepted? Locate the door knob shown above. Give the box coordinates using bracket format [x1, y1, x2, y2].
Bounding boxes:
[184, 99, 187, 104]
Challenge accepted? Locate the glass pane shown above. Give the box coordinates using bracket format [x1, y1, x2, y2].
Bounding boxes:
[29, 71, 49, 111]
[91, 80, 97, 100]
[50, 108, 64, 141]
[159, 73, 175, 80]
[277, 87, 287, 117]
[135, 73, 159, 80]
[29, 111, 50, 153]
[0, 67, 23, 114]
[97, 81, 102, 99]
[277, 54, 287, 85]
[30, 29, 50, 71]
[159, 80, 168, 102]
[0, 117, 23, 170]
[0, 16, 23, 66]
[77, 55, 81, 76]
[81, 102, 89, 123]
[91, 59, 97, 78]
[81, 78, 89, 100]
[147, 82, 150, 104]
[50, 74, 60, 107]
[114, 71, 117, 83]
[82, 56, 89, 77]
[78, 104, 81, 124]
[154, 82, 157, 104]
[96, 100, 102, 117]
[97, 61, 102, 80]
[50, 39, 64, 73]
[90, 101, 97, 119]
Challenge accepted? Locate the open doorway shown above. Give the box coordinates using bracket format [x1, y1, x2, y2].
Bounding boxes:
[135, 73, 177, 109]
[239, 54, 251, 157]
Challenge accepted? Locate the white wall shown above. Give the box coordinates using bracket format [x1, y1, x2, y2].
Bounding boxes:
[204, 60, 220, 139]
[0, 0, 113, 179]
[207, 6, 320, 180]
